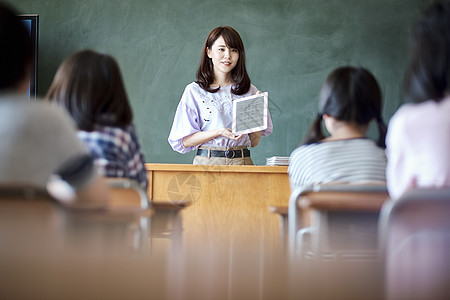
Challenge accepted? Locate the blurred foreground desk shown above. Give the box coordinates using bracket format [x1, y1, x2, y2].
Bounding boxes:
[146, 163, 290, 247]
[146, 163, 290, 299]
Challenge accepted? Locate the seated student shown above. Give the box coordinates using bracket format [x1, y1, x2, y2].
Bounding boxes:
[288, 66, 387, 190]
[46, 50, 148, 191]
[386, 1, 450, 199]
[0, 2, 108, 208]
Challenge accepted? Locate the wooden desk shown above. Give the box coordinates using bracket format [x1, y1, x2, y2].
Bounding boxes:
[145, 163, 290, 299]
[146, 163, 290, 248]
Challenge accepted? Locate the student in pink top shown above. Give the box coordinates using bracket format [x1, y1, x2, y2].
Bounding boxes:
[386, 1, 450, 199]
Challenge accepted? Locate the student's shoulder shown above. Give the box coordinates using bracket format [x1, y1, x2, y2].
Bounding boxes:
[28, 100, 74, 125]
[390, 99, 444, 122]
[290, 143, 321, 158]
[0, 99, 79, 145]
[0, 96, 68, 124]
[352, 138, 385, 153]
[387, 102, 423, 134]
[288, 144, 319, 172]
[396, 99, 450, 124]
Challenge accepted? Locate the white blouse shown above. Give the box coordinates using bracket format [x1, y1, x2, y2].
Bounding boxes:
[168, 82, 273, 153]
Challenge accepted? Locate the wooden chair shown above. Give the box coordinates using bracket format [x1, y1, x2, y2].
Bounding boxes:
[104, 177, 154, 252]
[0, 183, 138, 255]
[0, 184, 61, 243]
[106, 177, 150, 209]
[0, 183, 158, 299]
[288, 184, 389, 261]
[378, 188, 450, 300]
[106, 177, 189, 253]
[268, 205, 289, 254]
[0, 183, 55, 199]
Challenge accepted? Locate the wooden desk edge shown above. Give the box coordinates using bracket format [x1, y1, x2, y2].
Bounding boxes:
[145, 163, 288, 174]
[152, 200, 190, 210]
[297, 194, 390, 212]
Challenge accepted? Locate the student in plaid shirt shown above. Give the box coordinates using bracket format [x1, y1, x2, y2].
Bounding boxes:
[46, 50, 148, 190]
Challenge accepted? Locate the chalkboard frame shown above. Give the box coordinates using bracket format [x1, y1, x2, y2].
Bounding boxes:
[18, 14, 39, 99]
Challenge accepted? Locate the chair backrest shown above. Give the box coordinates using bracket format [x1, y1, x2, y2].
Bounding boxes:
[0, 183, 155, 299]
[378, 188, 450, 300]
[105, 177, 192, 254]
[106, 177, 150, 209]
[0, 182, 146, 254]
[288, 184, 389, 257]
[0, 183, 53, 200]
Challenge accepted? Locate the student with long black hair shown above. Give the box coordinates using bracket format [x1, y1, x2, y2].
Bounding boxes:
[288, 66, 387, 190]
[386, 1, 450, 199]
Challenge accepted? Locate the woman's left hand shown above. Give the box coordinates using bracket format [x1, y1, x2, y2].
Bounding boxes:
[221, 128, 243, 140]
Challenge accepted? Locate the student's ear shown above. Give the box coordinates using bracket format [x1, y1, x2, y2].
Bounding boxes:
[206, 47, 212, 59]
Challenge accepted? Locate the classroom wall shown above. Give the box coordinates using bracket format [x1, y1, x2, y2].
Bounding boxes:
[11, 0, 430, 165]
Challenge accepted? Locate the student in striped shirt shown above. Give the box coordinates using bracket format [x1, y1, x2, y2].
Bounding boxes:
[288, 66, 387, 190]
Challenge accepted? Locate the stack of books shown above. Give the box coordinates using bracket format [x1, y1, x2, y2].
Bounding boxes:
[266, 156, 290, 166]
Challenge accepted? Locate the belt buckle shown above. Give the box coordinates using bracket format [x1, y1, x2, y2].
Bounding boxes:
[225, 150, 235, 158]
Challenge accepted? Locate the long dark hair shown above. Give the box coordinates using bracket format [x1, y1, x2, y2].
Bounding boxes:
[46, 50, 132, 131]
[404, 1, 450, 103]
[196, 26, 251, 95]
[0, 2, 32, 91]
[303, 66, 387, 148]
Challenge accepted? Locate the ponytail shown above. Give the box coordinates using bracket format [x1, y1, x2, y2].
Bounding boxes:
[302, 113, 325, 145]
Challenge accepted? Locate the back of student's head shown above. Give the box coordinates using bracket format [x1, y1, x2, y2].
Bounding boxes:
[404, 1, 450, 103]
[0, 2, 32, 91]
[46, 49, 132, 131]
[303, 66, 387, 148]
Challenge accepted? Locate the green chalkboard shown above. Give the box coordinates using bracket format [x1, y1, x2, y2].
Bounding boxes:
[12, 0, 429, 165]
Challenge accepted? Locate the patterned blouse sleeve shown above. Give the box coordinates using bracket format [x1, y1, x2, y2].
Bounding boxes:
[168, 84, 201, 153]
